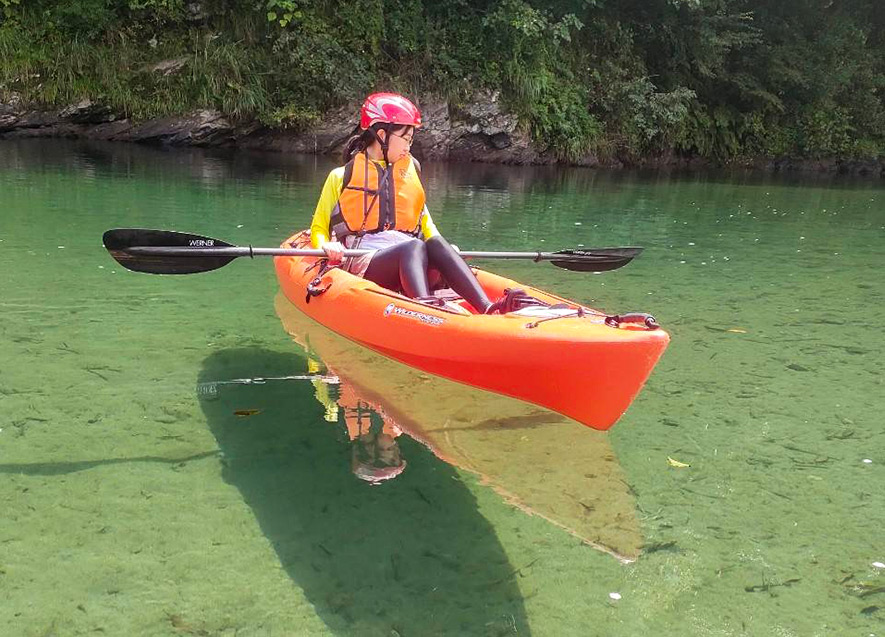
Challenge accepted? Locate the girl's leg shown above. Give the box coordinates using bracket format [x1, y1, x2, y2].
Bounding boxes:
[425, 236, 492, 313]
[363, 239, 430, 298]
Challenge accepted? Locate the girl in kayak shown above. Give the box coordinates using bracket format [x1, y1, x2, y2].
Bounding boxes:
[309, 92, 495, 313]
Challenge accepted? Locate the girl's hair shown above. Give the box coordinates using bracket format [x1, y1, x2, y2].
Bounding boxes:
[342, 122, 411, 163]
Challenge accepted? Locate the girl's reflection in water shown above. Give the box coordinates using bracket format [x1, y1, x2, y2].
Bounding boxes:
[307, 358, 407, 484]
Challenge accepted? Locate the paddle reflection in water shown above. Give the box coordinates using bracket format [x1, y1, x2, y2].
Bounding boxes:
[197, 347, 529, 636]
[274, 293, 641, 563]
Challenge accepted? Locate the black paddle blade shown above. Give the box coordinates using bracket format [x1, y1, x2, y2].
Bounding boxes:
[548, 247, 643, 272]
[103, 228, 237, 275]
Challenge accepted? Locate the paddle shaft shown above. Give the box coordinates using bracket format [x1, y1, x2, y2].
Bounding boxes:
[123, 245, 611, 262]
[103, 228, 643, 274]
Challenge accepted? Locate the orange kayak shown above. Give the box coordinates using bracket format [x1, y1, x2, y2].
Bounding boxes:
[274, 231, 669, 430]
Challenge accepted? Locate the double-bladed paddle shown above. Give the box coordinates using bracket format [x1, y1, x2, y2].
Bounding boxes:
[102, 228, 643, 275]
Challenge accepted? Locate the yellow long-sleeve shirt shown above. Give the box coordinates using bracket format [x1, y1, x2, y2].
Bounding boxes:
[309, 163, 439, 248]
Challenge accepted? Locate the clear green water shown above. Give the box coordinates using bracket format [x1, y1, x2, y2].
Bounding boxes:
[1, 139, 883, 636]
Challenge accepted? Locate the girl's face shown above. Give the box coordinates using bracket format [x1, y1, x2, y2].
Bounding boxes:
[380, 125, 414, 162]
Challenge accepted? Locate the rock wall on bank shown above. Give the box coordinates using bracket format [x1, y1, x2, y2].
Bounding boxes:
[1, 93, 882, 177]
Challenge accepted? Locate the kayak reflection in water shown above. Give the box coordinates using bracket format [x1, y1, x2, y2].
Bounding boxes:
[276, 293, 644, 560]
[308, 358, 407, 485]
[309, 92, 497, 313]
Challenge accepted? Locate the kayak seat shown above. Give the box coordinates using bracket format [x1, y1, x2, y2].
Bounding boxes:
[415, 290, 474, 316]
[432, 287, 476, 315]
[431, 287, 464, 302]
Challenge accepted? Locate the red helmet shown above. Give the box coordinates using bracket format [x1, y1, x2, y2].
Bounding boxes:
[360, 92, 422, 129]
[352, 460, 407, 484]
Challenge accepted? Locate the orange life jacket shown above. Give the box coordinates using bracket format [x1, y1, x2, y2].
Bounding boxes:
[330, 152, 425, 240]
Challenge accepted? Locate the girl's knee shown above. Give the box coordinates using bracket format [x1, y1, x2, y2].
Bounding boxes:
[403, 238, 427, 261]
[426, 236, 459, 265]
[405, 237, 425, 252]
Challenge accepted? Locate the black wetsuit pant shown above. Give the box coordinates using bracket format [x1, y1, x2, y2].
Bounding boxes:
[363, 236, 492, 313]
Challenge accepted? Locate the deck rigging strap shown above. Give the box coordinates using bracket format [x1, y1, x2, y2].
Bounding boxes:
[304, 260, 338, 302]
[604, 313, 660, 330]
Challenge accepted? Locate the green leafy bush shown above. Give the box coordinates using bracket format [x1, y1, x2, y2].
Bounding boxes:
[0, 0, 881, 161]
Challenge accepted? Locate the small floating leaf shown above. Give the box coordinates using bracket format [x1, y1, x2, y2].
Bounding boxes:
[726, 328, 747, 333]
[234, 409, 261, 417]
[667, 456, 690, 468]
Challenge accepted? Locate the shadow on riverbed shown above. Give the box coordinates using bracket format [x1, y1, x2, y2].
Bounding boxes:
[0, 451, 218, 476]
[197, 347, 530, 637]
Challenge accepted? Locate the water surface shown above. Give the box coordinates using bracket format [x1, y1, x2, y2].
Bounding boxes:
[1, 140, 882, 635]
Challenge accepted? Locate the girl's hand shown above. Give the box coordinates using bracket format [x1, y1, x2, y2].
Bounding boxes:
[321, 241, 344, 264]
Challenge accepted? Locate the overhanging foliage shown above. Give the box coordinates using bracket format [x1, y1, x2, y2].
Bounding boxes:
[0, 0, 882, 161]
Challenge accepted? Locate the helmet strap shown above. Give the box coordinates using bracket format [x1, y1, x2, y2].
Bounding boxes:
[376, 123, 392, 165]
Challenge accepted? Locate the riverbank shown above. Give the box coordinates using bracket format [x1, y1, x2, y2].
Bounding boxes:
[2, 94, 883, 177]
